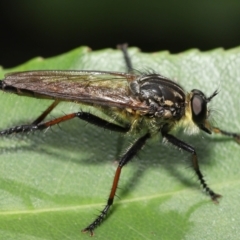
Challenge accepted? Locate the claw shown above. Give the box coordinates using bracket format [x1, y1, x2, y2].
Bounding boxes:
[81, 228, 94, 237]
[211, 193, 222, 204]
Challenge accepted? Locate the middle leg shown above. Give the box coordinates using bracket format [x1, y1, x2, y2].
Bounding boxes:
[82, 132, 151, 236]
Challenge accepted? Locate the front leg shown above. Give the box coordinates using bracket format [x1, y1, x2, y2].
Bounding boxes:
[162, 131, 221, 203]
[212, 127, 240, 144]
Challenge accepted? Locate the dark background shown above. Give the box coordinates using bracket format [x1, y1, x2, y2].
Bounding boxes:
[1, 1, 240, 68]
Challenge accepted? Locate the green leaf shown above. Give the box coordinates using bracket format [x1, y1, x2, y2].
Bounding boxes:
[0, 46, 240, 240]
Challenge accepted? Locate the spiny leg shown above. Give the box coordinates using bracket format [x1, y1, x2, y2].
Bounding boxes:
[0, 110, 130, 136]
[0, 100, 59, 135]
[0, 100, 58, 134]
[117, 43, 134, 73]
[212, 127, 240, 144]
[31, 100, 59, 125]
[162, 131, 221, 203]
[82, 133, 151, 236]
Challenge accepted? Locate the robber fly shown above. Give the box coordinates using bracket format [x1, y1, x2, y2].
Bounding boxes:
[0, 44, 239, 236]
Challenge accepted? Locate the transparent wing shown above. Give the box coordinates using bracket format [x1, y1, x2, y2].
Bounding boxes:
[3, 70, 149, 111]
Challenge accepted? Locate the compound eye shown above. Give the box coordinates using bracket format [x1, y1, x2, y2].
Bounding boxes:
[192, 95, 203, 116]
[191, 91, 207, 124]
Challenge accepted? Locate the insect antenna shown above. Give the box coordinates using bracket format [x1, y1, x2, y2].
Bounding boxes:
[207, 89, 219, 102]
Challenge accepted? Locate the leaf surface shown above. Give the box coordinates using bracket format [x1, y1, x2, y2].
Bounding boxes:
[0, 46, 240, 240]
